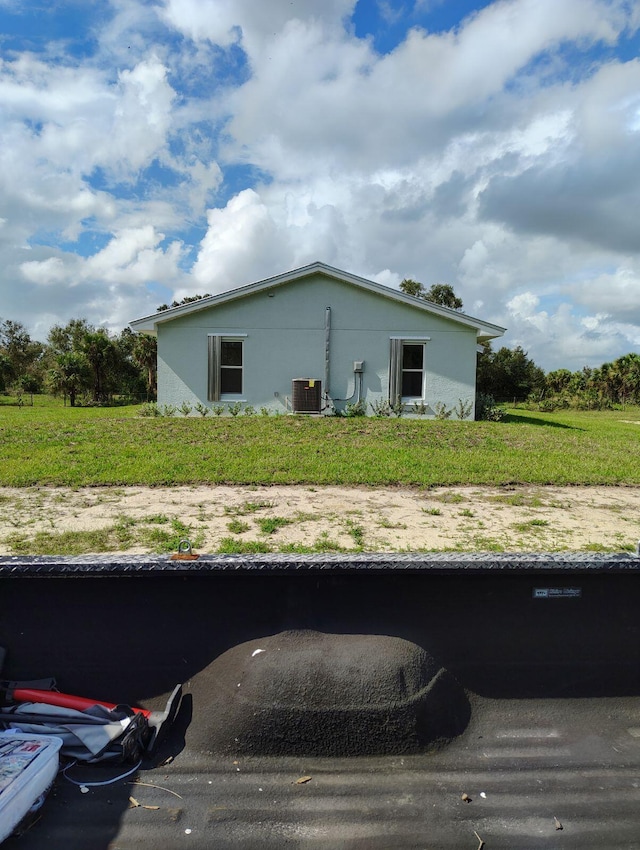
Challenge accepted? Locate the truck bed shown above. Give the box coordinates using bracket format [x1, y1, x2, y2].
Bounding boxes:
[1, 553, 639, 848]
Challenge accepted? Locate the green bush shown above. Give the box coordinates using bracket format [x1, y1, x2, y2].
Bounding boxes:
[475, 394, 505, 421]
[434, 402, 452, 420]
[369, 398, 391, 417]
[139, 402, 160, 417]
[344, 400, 367, 417]
[453, 398, 473, 420]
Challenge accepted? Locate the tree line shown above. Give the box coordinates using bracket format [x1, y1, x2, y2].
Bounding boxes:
[476, 345, 640, 408]
[0, 318, 157, 405]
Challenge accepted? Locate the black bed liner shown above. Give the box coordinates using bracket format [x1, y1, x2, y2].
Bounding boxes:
[1, 552, 640, 848]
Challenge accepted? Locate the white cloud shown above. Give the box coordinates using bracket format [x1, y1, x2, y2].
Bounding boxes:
[567, 266, 640, 324]
[15, 226, 186, 333]
[192, 189, 287, 291]
[576, 58, 640, 150]
[20, 256, 68, 286]
[159, 0, 356, 47]
[0, 52, 177, 238]
[219, 0, 628, 178]
[106, 58, 176, 176]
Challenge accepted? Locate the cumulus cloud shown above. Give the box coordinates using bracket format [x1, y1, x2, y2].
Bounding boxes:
[106, 59, 176, 177]
[192, 190, 291, 291]
[20, 256, 68, 286]
[16, 226, 186, 332]
[503, 292, 636, 370]
[567, 266, 640, 325]
[217, 0, 629, 176]
[159, 0, 356, 47]
[0, 40, 211, 330]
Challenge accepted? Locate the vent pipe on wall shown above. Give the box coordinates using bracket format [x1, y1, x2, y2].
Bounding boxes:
[324, 306, 331, 398]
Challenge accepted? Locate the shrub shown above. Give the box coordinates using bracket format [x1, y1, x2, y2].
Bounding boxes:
[138, 402, 160, 417]
[195, 402, 210, 417]
[179, 401, 193, 417]
[538, 397, 560, 413]
[370, 398, 391, 417]
[390, 397, 404, 417]
[344, 400, 367, 417]
[434, 402, 452, 420]
[453, 398, 473, 420]
[475, 393, 504, 421]
[573, 391, 613, 411]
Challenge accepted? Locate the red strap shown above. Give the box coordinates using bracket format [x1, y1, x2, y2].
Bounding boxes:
[11, 688, 151, 718]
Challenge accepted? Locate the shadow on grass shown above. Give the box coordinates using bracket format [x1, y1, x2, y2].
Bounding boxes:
[504, 412, 583, 430]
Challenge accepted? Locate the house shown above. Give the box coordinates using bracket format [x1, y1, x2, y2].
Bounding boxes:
[130, 262, 505, 418]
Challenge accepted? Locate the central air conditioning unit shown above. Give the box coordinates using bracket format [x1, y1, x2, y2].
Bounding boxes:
[292, 378, 322, 413]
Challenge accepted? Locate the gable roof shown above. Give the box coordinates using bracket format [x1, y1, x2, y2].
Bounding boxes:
[130, 261, 506, 342]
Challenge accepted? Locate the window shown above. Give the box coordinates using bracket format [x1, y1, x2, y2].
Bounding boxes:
[401, 343, 424, 398]
[389, 338, 428, 403]
[220, 340, 243, 394]
[208, 335, 245, 401]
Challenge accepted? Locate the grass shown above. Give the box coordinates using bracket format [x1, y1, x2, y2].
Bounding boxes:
[489, 492, 546, 508]
[1, 402, 640, 487]
[223, 500, 274, 516]
[217, 537, 271, 554]
[257, 516, 291, 534]
[226, 519, 250, 534]
[344, 519, 365, 548]
[5, 516, 203, 556]
[2, 402, 640, 555]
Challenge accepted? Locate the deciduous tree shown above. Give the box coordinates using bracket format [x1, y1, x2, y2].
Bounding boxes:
[477, 343, 545, 402]
[399, 279, 463, 310]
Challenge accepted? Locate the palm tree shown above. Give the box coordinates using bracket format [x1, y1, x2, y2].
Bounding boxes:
[615, 353, 640, 405]
[49, 352, 89, 406]
[81, 331, 117, 403]
[133, 334, 157, 399]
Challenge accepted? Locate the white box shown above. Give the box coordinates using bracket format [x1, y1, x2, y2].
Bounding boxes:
[0, 732, 62, 842]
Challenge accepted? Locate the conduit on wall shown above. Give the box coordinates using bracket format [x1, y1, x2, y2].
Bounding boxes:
[324, 306, 331, 399]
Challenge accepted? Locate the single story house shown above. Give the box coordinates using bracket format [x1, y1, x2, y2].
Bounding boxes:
[130, 262, 505, 418]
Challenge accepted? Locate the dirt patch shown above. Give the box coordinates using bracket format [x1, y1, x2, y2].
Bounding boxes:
[1, 485, 640, 554]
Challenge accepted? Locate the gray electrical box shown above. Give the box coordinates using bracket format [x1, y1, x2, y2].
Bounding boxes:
[353, 360, 364, 373]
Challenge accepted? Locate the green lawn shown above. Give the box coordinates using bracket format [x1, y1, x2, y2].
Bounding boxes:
[1, 401, 639, 487]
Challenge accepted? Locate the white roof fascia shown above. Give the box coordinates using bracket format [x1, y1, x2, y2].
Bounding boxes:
[129, 261, 506, 341]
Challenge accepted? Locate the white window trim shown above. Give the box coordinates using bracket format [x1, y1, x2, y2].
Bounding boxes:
[389, 337, 430, 404]
[400, 341, 427, 402]
[208, 334, 247, 402]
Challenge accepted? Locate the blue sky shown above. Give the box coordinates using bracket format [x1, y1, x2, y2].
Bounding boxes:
[1, 0, 639, 370]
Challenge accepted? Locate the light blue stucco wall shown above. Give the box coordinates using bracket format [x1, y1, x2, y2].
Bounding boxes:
[156, 273, 479, 417]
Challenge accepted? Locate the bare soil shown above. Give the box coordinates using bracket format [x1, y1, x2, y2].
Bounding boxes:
[1, 484, 640, 554]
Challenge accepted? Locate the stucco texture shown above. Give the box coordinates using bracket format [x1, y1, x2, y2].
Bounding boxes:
[156, 272, 479, 417]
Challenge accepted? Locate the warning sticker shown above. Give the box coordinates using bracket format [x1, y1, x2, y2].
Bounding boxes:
[533, 587, 582, 599]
